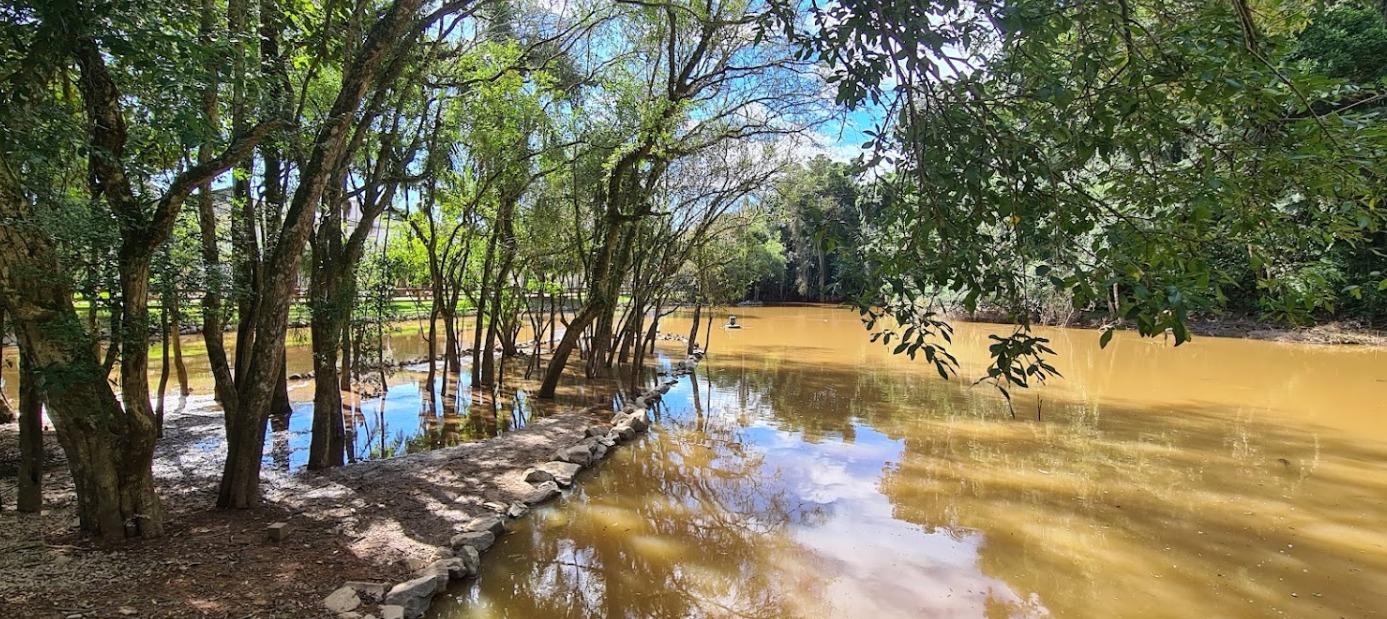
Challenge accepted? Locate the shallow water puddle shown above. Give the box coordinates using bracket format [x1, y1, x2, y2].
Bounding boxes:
[430, 306, 1387, 619]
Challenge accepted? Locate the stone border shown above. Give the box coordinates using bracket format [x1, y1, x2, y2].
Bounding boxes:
[319, 347, 706, 619]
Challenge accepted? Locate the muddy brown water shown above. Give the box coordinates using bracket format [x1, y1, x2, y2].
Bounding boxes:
[426, 305, 1387, 619]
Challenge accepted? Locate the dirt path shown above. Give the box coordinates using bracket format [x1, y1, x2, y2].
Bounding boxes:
[0, 397, 608, 619]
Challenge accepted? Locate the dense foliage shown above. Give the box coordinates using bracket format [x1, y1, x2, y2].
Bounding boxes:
[771, 0, 1387, 393]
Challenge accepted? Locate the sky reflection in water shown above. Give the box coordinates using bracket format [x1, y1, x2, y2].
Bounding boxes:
[426, 306, 1387, 619]
[431, 355, 1045, 619]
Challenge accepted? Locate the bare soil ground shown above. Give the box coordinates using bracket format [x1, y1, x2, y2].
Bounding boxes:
[0, 397, 607, 619]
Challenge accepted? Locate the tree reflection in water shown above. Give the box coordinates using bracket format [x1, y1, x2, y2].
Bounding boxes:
[434, 361, 1039, 619]
[432, 309, 1387, 619]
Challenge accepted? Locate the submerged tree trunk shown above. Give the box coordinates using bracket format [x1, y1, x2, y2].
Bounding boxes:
[340, 324, 354, 391]
[424, 302, 439, 414]
[538, 303, 601, 399]
[540, 212, 636, 397]
[270, 350, 293, 416]
[308, 316, 347, 469]
[687, 302, 701, 354]
[480, 204, 517, 386]
[308, 219, 352, 469]
[471, 227, 498, 387]
[442, 307, 459, 375]
[704, 306, 714, 354]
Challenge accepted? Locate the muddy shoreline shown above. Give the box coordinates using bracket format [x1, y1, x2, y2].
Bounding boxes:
[732, 301, 1387, 346]
[1023, 315, 1387, 346]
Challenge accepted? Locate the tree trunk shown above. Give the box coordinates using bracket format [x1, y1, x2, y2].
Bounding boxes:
[308, 315, 346, 469]
[424, 301, 438, 415]
[816, 246, 826, 302]
[687, 302, 701, 354]
[442, 308, 459, 375]
[341, 323, 355, 390]
[482, 253, 517, 386]
[17, 345, 43, 513]
[539, 215, 632, 397]
[481, 193, 520, 385]
[471, 228, 498, 386]
[308, 218, 352, 469]
[1, 258, 161, 537]
[156, 305, 170, 437]
[0, 308, 12, 424]
[0, 155, 163, 539]
[271, 348, 292, 416]
[703, 305, 714, 354]
[548, 283, 557, 349]
[168, 292, 190, 396]
[616, 309, 636, 366]
[633, 302, 661, 390]
[538, 302, 602, 398]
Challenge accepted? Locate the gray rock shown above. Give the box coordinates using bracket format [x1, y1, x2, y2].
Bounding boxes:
[585, 424, 613, 438]
[555, 444, 593, 466]
[591, 441, 609, 460]
[579, 436, 608, 459]
[324, 586, 362, 613]
[482, 501, 509, 513]
[344, 581, 389, 601]
[463, 515, 506, 535]
[523, 481, 561, 505]
[450, 530, 495, 552]
[606, 428, 630, 444]
[612, 424, 637, 441]
[383, 574, 446, 619]
[458, 544, 481, 577]
[523, 468, 555, 484]
[628, 409, 650, 432]
[338, 613, 364, 619]
[507, 502, 529, 519]
[380, 606, 406, 619]
[596, 435, 616, 448]
[534, 461, 582, 487]
[422, 557, 466, 580]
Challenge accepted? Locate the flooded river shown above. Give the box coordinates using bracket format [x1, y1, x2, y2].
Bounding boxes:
[0, 319, 609, 469]
[430, 305, 1387, 619]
